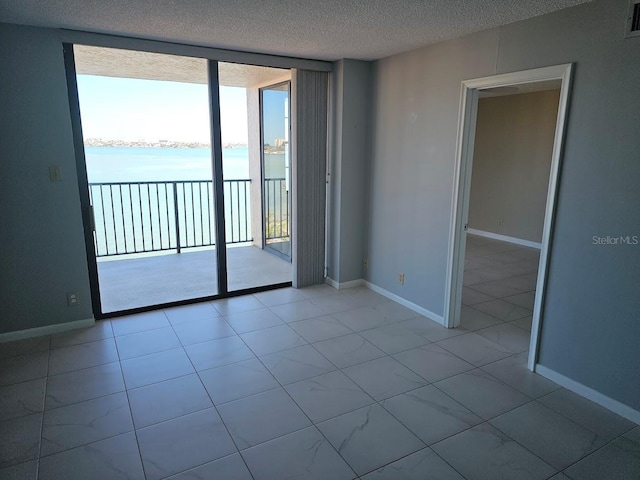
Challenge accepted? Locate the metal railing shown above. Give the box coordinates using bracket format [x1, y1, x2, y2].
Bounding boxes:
[89, 180, 251, 257]
[264, 178, 289, 243]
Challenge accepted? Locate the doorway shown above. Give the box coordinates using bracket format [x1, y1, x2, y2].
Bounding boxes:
[261, 81, 292, 261]
[218, 63, 293, 292]
[65, 45, 293, 318]
[445, 64, 573, 371]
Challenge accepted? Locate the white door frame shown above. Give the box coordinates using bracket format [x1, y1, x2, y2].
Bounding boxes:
[444, 63, 574, 371]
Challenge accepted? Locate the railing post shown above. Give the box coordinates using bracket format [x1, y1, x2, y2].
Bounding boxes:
[173, 182, 181, 253]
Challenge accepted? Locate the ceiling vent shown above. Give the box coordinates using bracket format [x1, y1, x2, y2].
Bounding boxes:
[627, 0, 640, 38]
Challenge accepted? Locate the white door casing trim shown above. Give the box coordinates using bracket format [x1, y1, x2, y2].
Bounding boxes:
[444, 64, 574, 372]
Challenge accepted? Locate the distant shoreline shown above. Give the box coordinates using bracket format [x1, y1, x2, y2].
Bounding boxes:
[84, 138, 246, 149]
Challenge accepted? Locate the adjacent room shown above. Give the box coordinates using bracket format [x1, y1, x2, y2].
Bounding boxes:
[460, 85, 561, 333]
[1, 0, 639, 479]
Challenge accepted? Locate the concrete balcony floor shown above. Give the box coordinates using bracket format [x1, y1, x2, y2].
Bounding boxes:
[97, 246, 292, 313]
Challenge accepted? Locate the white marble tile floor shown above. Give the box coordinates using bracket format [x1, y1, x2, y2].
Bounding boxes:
[0, 236, 638, 479]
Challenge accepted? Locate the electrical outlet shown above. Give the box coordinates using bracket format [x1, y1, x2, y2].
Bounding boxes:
[398, 273, 405, 285]
[67, 292, 80, 306]
[498, 219, 504, 227]
[364, 258, 368, 268]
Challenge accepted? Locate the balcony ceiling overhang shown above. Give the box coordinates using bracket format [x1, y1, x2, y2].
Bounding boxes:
[74, 45, 290, 87]
[1, 0, 592, 61]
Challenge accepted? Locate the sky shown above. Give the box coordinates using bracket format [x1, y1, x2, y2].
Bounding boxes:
[262, 89, 288, 146]
[76, 75, 287, 145]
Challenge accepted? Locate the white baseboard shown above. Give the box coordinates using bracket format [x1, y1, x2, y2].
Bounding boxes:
[363, 281, 445, 326]
[535, 364, 640, 424]
[325, 277, 339, 288]
[467, 228, 542, 249]
[325, 277, 445, 325]
[325, 277, 364, 290]
[0, 318, 95, 343]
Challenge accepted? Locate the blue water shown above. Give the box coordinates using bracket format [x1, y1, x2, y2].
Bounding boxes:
[86, 146, 244, 182]
[85, 146, 285, 183]
[85, 146, 288, 257]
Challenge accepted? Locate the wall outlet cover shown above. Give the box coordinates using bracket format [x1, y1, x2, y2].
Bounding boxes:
[67, 292, 80, 306]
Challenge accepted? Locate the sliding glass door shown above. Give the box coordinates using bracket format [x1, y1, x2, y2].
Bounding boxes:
[66, 46, 293, 317]
[261, 82, 291, 261]
[72, 46, 218, 314]
[219, 63, 292, 292]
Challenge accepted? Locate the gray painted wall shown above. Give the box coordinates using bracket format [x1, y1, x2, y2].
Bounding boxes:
[367, 0, 640, 410]
[1, 0, 638, 413]
[328, 59, 372, 284]
[0, 23, 93, 333]
[367, 29, 500, 318]
[469, 90, 559, 243]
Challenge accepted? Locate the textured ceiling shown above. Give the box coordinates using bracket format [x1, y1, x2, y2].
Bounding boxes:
[0, 0, 591, 61]
[74, 45, 290, 87]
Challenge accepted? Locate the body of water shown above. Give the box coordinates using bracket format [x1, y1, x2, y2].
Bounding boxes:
[85, 146, 289, 257]
[85, 146, 285, 183]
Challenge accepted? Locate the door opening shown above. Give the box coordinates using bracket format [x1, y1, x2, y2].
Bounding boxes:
[260, 81, 292, 262]
[218, 63, 293, 291]
[445, 64, 573, 371]
[64, 44, 294, 318]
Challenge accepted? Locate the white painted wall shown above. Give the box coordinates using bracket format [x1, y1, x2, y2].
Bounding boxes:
[247, 87, 263, 248]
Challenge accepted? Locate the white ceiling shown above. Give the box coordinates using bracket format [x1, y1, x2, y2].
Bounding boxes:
[0, 0, 591, 61]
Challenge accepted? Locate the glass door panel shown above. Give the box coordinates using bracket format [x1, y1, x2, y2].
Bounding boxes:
[74, 45, 218, 313]
[261, 82, 291, 261]
[218, 63, 292, 291]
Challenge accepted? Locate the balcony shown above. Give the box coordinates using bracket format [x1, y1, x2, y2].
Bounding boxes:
[90, 178, 291, 313]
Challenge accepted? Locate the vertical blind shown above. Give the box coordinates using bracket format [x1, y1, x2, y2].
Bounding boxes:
[291, 69, 329, 287]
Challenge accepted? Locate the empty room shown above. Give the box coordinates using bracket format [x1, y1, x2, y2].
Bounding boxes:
[1, 0, 639, 479]
[460, 85, 561, 342]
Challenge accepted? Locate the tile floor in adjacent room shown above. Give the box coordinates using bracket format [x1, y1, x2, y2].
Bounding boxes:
[1, 235, 639, 479]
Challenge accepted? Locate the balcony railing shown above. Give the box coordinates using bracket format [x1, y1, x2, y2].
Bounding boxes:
[264, 178, 289, 243]
[89, 178, 290, 258]
[89, 180, 251, 257]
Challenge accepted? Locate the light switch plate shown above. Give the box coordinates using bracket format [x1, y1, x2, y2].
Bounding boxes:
[49, 165, 62, 182]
